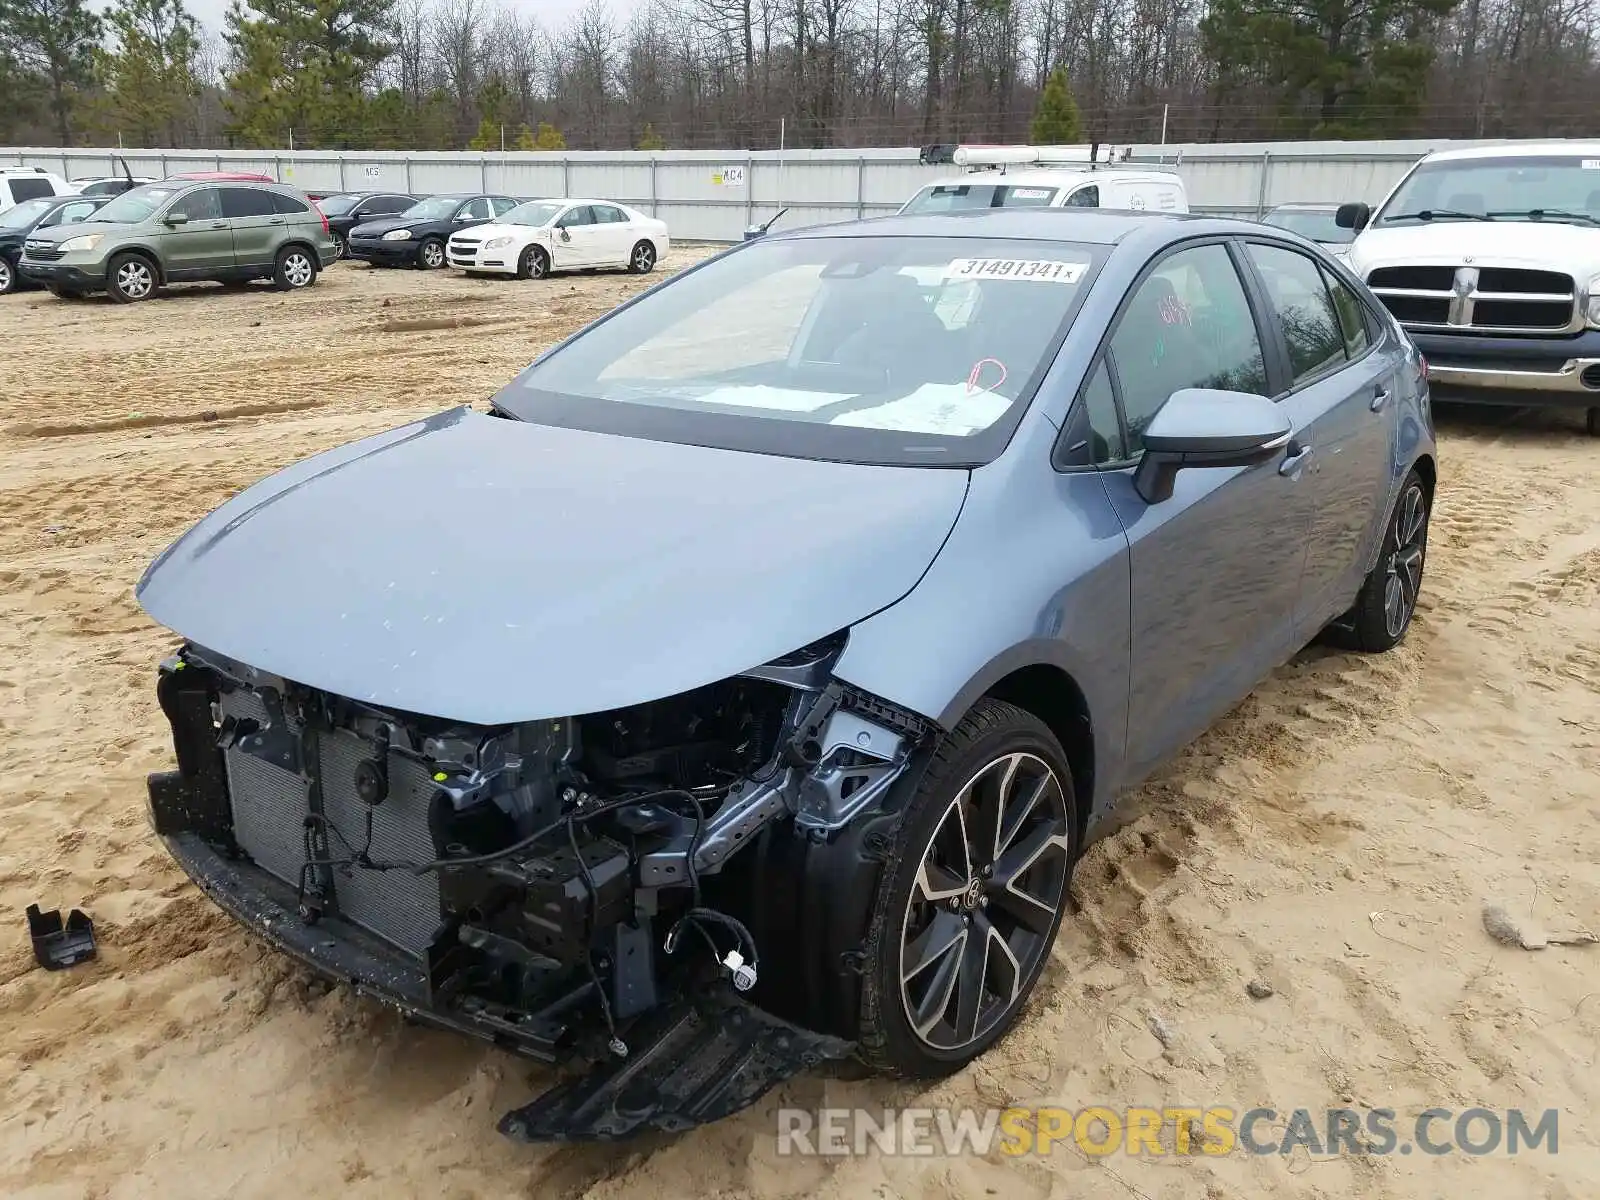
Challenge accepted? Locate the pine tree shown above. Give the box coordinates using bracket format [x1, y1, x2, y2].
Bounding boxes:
[636, 122, 665, 151]
[532, 121, 565, 150]
[95, 0, 202, 146]
[1029, 67, 1082, 145]
[0, 0, 102, 143]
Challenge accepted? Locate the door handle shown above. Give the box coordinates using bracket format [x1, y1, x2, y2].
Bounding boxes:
[268, 217, 285, 225]
[208, 221, 227, 228]
[1279, 442, 1314, 477]
[1370, 386, 1391, 413]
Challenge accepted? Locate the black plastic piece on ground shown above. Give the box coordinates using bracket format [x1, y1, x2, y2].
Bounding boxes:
[498, 988, 854, 1142]
[27, 904, 97, 970]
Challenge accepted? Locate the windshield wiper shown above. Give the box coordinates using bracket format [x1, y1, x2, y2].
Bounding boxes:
[1383, 209, 1495, 223]
[1487, 209, 1600, 226]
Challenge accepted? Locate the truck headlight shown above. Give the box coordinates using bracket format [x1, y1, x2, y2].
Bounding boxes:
[484, 236, 513, 249]
[59, 234, 103, 253]
[1585, 274, 1600, 328]
[381, 228, 413, 241]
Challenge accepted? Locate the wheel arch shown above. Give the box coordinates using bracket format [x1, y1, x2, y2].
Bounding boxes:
[276, 238, 319, 264]
[110, 245, 165, 285]
[1411, 451, 1436, 502]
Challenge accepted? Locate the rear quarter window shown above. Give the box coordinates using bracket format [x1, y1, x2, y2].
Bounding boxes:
[270, 191, 310, 215]
[9, 177, 55, 202]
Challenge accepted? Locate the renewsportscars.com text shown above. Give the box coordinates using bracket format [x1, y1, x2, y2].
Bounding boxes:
[775, 1106, 1560, 1158]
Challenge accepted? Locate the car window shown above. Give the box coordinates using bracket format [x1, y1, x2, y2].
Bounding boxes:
[9, 177, 55, 202]
[459, 197, 492, 220]
[491, 197, 520, 216]
[376, 196, 411, 213]
[1322, 267, 1371, 359]
[1079, 360, 1124, 462]
[1108, 243, 1269, 456]
[40, 200, 99, 227]
[1065, 185, 1099, 208]
[1246, 243, 1348, 386]
[220, 187, 276, 219]
[169, 188, 223, 221]
[593, 205, 629, 224]
[557, 205, 595, 228]
[270, 191, 309, 215]
[902, 183, 1059, 212]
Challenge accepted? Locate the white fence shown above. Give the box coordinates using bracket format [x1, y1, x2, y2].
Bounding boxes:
[0, 138, 1544, 241]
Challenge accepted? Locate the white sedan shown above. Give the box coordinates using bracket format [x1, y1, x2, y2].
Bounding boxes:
[447, 198, 670, 280]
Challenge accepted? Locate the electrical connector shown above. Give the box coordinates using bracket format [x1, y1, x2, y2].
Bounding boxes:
[722, 949, 757, 992]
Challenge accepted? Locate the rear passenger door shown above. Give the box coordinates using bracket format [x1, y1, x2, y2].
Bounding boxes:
[1087, 240, 1317, 780]
[589, 204, 635, 265]
[1239, 241, 1396, 634]
[161, 187, 234, 276]
[221, 187, 280, 270]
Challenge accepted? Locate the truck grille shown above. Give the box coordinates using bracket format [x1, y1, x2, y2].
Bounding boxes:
[1366, 265, 1578, 334]
[219, 688, 444, 959]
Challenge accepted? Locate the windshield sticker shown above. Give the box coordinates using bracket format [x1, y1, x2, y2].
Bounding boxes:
[1584, 160, 1600, 170]
[945, 258, 1086, 283]
[828, 383, 1012, 437]
[697, 385, 852, 413]
[1009, 188, 1053, 199]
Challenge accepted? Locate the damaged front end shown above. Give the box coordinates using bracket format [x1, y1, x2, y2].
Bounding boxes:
[145, 632, 931, 1140]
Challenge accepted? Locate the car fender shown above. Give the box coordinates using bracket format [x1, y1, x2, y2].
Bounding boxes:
[830, 406, 1132, 817]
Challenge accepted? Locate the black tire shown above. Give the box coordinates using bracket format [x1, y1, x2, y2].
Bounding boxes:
[107, 252, 159, 303]
[46, 283, 84, 300]
[516, 244, 549, 281]
[0, 255, 16, 295]
[416, 237, 446, 270]
[272, 246, 318, 291]
[332, 232, 348, 260]
[1325, 468, 1430, 652]
[628, 239, 656, 274]
[1587, 407, 1599, 438]
[854, 698, 1079, 1077]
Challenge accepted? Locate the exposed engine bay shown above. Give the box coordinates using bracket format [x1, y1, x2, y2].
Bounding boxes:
[145, 631, 931, 1140]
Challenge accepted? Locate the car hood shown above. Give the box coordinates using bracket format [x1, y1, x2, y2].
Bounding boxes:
[24, 220, 143, 246]
[136, 406, 970, 725]
[1350, 220, 1600, 278]
[349, 216, 438, 238]
[455, 221, 547, 241]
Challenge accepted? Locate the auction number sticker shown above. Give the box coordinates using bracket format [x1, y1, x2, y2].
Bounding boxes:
[1010, 187, 1052, 199]
[1584, 159, 1600, 170]
[946, 258, 1086, 282]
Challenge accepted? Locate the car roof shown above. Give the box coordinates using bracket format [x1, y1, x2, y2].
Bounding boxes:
[917, 168, 1184, 189]
[1424, 141, 1600, 163]
[771, 207, 1233, 246]
[1267, 202, 1339, 212]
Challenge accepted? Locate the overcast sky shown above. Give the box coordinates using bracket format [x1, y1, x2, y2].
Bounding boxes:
[177, 0, 635, 36]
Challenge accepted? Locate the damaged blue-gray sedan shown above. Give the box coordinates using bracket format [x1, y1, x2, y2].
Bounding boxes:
[138, 208, 1435, 1141]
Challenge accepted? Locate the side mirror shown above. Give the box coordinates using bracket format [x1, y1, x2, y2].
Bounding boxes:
[164, 212, 189, 226]
[559, 227, 571, 242]
[1335, 202, 1371, 232]
[1132, 388, 1293, 505]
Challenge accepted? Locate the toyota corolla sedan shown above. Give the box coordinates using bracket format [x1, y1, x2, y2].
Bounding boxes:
[138, 209, 1434, 1143]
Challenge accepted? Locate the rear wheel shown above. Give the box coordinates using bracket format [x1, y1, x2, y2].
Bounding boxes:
[517, 244, 549, 281]
[417, 237, 445, 270]
[855, 700, 1078, 1077]
[628, 240, 656, 274]
[107, 253, 158, 303]
[1325, 468, 1430, 652]
[0, 256, 15, 294]
[273, 246, 317, 291]
[331, 232, 348, 259]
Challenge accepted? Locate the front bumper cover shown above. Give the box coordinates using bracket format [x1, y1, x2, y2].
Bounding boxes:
[1410, 328, 1600, 405]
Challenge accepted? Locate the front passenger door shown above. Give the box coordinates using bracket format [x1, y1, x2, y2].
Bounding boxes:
[1094, 241, 1315, 780]
[552, 205, 598, 267]
[160, 187, 234, 276]
[453, 197, 494, 231]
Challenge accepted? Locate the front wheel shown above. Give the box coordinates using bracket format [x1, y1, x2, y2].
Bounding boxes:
[107, 253, 158, 303]
[517, 244, 549, 280]
[628, 240, 656, 274]
[1326, 468, 1430, 652]
[47, 283, 84, 300]
[0, 256, 16, 295]
[273, 246, 318, 291]
[855, 699, 1079, 1077]
[417, 237, 445, 270]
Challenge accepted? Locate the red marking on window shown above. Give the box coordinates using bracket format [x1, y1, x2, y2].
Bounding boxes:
[967, 358, 1008, 394]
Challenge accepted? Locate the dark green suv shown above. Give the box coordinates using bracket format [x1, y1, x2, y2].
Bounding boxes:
[19, 180, 337, 302]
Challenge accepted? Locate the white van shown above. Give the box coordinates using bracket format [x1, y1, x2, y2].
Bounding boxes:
[900, 144, 1189, 217]
[0, 167, 79, 216]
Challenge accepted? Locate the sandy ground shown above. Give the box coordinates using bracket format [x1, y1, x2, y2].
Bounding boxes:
[1, 253, 1598, 1199]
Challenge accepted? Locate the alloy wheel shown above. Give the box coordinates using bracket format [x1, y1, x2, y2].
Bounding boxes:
[632, 243, 655, 272]
[0, 258, 12, 293]
[421, 241, 444, 268]
[523, 247, 547, 279]
[283, 252, 314, 288]
[333, 233, 348, 259]
[117, 259, 153, 299]
[899, 752, 1072, 1052]
[1383, 482, 1427, 638]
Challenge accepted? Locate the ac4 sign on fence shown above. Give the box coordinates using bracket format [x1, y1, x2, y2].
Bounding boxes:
[713, 166, 746, 187]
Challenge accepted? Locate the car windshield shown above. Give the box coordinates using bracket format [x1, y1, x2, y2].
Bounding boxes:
[91, 183, 181, 223]
[0, 198, 55, 229]
[317, 193, 361, 215]
[1376, 155, 1600, 225]
[902, 183, 1061, 214]
[495, 234, 1105, 467]
[503, 200, 565, 226]
[1263, 208, 1353, 243]
[401, 196, 461, 219]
